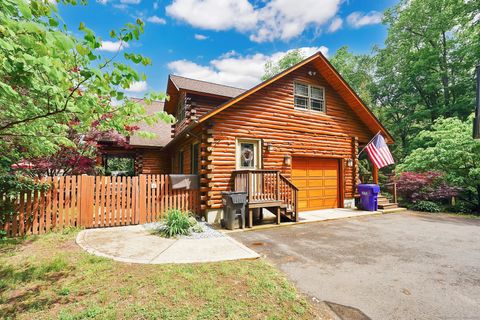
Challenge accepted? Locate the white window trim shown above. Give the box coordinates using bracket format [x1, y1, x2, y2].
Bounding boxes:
[294, 82, 326, 113]
[236, 138, 262, 170]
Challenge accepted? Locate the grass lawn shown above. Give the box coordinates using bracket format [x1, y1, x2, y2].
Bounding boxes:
[0, 229, 318, 320]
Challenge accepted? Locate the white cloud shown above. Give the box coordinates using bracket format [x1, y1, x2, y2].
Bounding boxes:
[99, 41, 129, 52]
[153, 1, 159, 10]
[167, 46, 328, 89]
[96, 0, 108, 4]
[346, 11, 383, 28]
[194, 34, 208, 40]
[250, 0, 341, 42]
[147, 15, 166, 24]
[166, 0, 341, 42]
[125, 81, 147, 93]
[120, 0, 141, 4]
[166, 0, 257, 31]
[327, 17, 343, 33]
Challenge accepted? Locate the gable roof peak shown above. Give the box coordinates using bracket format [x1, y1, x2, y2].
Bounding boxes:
[196, 50, 394, 143]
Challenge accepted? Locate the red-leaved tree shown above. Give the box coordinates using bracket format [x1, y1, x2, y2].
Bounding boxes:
[396, 171, 460, 203]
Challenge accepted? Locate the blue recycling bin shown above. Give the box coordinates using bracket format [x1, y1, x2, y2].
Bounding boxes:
[357, 184, 380, 211]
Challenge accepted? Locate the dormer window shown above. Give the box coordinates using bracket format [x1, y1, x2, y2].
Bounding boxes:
[294, 82, 325, 112]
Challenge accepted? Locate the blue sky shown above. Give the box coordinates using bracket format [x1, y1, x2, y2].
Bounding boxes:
[58, 0, 398, 95]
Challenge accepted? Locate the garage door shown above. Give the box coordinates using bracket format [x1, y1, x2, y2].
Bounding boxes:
[292, 157, 339, 211]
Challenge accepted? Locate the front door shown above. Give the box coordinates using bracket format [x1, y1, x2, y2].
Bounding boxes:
[292, 157, 339, 211]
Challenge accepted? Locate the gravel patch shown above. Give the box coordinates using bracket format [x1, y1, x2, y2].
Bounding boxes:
[142, 221, 225, 239]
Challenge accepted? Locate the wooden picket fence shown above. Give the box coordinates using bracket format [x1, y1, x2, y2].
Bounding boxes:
[1, 174, 201, 237]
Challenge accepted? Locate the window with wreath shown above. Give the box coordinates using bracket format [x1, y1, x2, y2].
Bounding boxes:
[294, 82, 325, 112]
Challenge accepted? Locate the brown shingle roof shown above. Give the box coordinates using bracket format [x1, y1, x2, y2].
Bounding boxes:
[169, 74, 246, 98]
[128, 99, 172, 147]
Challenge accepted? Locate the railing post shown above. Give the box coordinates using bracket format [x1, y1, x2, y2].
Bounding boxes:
[294, 189, 299, 222]
[276, 172, 280, 201]
[393, 182, 397, 203]
[247, 171, 252, 203]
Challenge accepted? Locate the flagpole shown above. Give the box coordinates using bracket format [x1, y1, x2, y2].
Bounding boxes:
[358, 131, 381, 156]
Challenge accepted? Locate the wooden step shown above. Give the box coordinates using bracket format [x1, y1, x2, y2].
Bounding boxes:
[378, 203, 399, 209]
[249, 200, 283, 209]
[379, 207, 407, 214]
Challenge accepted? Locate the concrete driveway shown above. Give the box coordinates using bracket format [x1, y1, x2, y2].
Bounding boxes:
[231, 212, 480, 320]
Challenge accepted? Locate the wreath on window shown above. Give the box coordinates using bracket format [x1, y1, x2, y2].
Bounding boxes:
[242, 147, 254, 166]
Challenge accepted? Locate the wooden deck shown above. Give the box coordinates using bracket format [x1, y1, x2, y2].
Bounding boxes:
[233, 170, 299, 227]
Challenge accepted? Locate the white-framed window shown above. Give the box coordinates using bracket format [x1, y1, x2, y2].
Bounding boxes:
[236, 139, 262, 170]
[294, 82, 325, 112]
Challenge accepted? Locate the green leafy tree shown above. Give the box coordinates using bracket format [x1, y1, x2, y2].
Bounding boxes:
[398, 116, 480, 211]
[0, 0, 174, 171]
[329, 46, 376, 107]
[375, 0, 480, 156]
[262, 49, 305, 81]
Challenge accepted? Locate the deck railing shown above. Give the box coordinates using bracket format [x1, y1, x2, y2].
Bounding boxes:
[233, 170, 298, 221]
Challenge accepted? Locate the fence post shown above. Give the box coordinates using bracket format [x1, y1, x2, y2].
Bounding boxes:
[79, 175, 94, 228]
[139, 175, 147, 224]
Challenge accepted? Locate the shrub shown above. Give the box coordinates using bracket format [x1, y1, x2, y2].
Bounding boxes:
[447, 201, 476, 214]
[162, 209, 195, 238]
[396, 171, 459, 203]
[411, 201, 441, 213]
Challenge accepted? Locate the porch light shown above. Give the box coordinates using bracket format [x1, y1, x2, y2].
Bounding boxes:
[346, 158, 353, 167]
[266, 143, 273, 152]
[284, 155, 292, 166]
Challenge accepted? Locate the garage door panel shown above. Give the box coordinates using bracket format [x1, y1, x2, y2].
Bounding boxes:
[298, 200, 308, 210]
[293, 179, 308, 188]
[324, 189, 337, 196]
[324, 169, 338, 177]
[308, 179, 324, 187]
[298, 190, 308, 199]
[292, 157, 339, 211]
[324, 180, 338, 187]
[292, 169, 307, 177]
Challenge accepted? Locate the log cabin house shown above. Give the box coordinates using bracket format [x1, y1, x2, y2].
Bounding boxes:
[100, 51, 394, 225]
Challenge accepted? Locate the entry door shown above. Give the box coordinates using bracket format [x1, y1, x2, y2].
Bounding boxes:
[292, 157, 339, 211]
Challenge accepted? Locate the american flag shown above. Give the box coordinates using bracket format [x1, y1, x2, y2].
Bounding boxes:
[366, 134, 394, 169]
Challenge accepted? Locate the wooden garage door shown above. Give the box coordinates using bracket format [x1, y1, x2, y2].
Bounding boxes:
[292, 157, 339, 211]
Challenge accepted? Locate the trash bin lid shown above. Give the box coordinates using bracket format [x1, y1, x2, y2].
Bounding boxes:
[221, 191, 247, 204]
[357, 184, 380, 193]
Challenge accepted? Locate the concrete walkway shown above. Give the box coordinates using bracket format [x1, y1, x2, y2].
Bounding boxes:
[76, 224, 259, 264]
[298, 208, 380, 223]
[223, 208, 380, 233]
